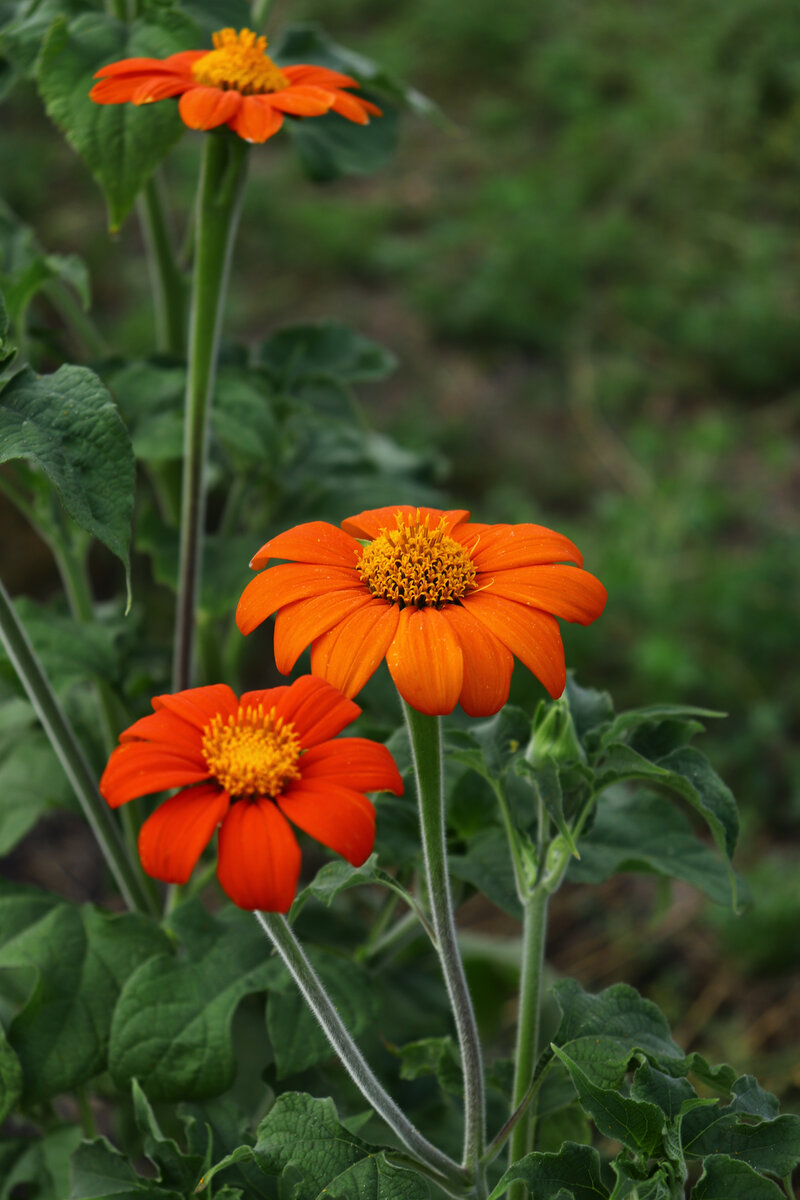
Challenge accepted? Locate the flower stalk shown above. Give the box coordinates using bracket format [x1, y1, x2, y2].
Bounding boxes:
[401, 700, 486, 1180]
[172, 132, 249, 692]
[508, 885, 549, 1196]
[0, 578, 156, 915]
[255, 911, 469, 1193]
[137, 172, 187, 356]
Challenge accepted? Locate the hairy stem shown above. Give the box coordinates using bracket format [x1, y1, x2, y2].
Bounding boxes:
[402, 701, 486, 1179]
[508, 887, 549, 1193]
[0, 578, 156, 914]
[137, 172, 187, 356]
[172, 133, 249, 691]
[255, 911, 469, 1192]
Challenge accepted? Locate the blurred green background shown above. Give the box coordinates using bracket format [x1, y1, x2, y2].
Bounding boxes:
[2, 0, 799, 1113]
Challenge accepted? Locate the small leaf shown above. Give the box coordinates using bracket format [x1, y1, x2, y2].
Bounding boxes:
[489, 1142, 611, 1200]
[131, 1080, 206, 1194]
[258, 321, 397, 385]
[469, 706, 532, 779]
[0, 364, 134, 583]
[290, 853, 389, 918]
[69, 1137, 184, 1199]
[393, 1036, 462, 1096]
[38, 12, 195, 230]
[552, 1046, 666, 1157]
[691, 1155, 785, 1199]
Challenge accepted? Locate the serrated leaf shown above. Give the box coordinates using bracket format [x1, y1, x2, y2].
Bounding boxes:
[681, 1076, 800, 1177]
[258, 321, 397, 385]
[552, 1046, 666, 1156]
[69, 1137, 184, 1200]
[0, 364, 134, 581]
[38, 12, 194, 230]
[204, 1092, 429, 1200]
[267, 949, 378, 1078]
[489, 1142, 611, 1200]
[0, 885, 169, 1103]
[568, 791, 744, 907]
[691, 1154, 785, 1199]
[109, 901, 284, 1100]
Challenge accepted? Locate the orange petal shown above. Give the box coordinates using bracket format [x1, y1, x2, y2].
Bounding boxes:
[272, 675, 361, 746]
[119, 708, 203, 756]
[462, 592, 565, 698]
[131, 74, 191, 104]
[229, 95, 284, 143]
[100, 743, 209, 807]
[238, 686, 290, 711]
[283, 65, 361, 90]
[463, 523, 583, 571]
[94, 56, 185, 78]
[444, 604, 514, 718]
[386, 606, 464, 716]
[268, 85, 334, 116]
[153, 684, 239, 730]
[310, 600, 400, 698]
[300, 738, 404, 794]
[327, 90, 371, 124]
[179, 86, 242, 130]
[217, 799, 301, 912]
[274, 589, 375, 673]
[278, 782, 375, 866]
[249, 521, 361, 569]
[236, 564, 364, 636]
[341, 506, 471, 540]
[480, 565, 607, 625]
[138, 784, 229, 884]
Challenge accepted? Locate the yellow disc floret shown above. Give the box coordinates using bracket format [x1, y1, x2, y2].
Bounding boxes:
[191, 28, 290, 94]
[358, 511, 477, 608]
[202, 704, 301, 798]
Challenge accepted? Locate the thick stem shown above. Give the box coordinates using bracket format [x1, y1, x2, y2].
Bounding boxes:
[401, 702, 486, 1178]
[172, 133, 249, 692]
[508, 888, 549, 1192]
[255, 912, 468, 1193]
[0, 578, 156, 914]
[137, 172, 187, 356]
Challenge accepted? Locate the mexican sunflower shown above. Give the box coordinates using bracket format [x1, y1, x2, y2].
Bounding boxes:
[236, 506, 607, 718]
[89, 27, 382, 144]
[99, 675, 402, 912]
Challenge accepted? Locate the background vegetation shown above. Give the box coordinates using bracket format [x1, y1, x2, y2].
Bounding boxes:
[2, 0, 798, 1123]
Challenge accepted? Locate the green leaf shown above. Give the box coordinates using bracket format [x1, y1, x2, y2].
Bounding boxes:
[691, 1155, 785, 1199]
[393, 1036, 462, 1096]
[131, 1080, 207, 1194]
[69, 1137, 184, 1200]
[470, 706, 531, 779]
[135, 512, 254, 617]
[568, 791, 744, 907]
[0, 597, 124, 689]
[180, 0, 250, 39]
[290, 853, 389, 919]
[0, 0, 94, 79]
[0, 365, 135, 582]
[0, 886, 169, 1103]
[449, 827, 522, 919]
[0, 1025, 21, 1123]
[629, 1060, 700, 1120]
[681, 1076, 800, 1177]
[516, 756, 579, 857]
[267, 949, 378, 1078]
[489, 1142, 611, 1200]
[203, 1092, 429, 1200]
[0, 1125, 82, 1200]
[0, 732, 71, 855]
[552, 1046, 666, 1156]
[550, 978, 684, 1086]
[109, 901, 284, 1100]
[608, 1161, 673, 1200]
[258, 321, 397, 385]
[600, 705, 724, 749]
[564, 675, 614, 747]
[38, 12, 194, 230]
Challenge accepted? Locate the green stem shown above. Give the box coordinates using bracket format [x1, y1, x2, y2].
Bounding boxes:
[251, 0, 275, 29]
[43, 280, 109, 359]
[76, 1086, 98, 1139]
[137, 172, 187, 356]
[482, 1061, 553, 1168]
[0, 578, 156, 914]
[172, 133, 249, 692]
[402, 702, 486, 1178]
[508, 887, 549, 1193]
[255, 912, 469, 1193]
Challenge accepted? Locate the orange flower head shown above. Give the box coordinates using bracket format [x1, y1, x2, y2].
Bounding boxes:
[236, 506, 608, 718]
[89, 26, 382, 144]
[100, 676, 403, 912]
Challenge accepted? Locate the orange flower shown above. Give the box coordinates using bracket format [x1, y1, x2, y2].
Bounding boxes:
[236, 506, 607, 718]
[89, 27, 382, 144]
[100, 675, 403, 911]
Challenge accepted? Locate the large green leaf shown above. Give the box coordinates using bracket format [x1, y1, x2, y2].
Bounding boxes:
[69, 1138, 184, 1200]
[691, 1155, 785, 1199]
[489, 1142, 611, 1200]
[681, 1076, 800, 1178]
[0, 885, 169, 1103]
[0, 364, 134, 581]
[109, 901, 283, 1100]
[0, 1126, 82, 1200]
[38, 11, 195, 230]
[552, 1046, 667, 1157]
[201, 1092, 429, 1200]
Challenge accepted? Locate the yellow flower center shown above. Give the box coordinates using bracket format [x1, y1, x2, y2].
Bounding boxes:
[358, 511, 477, 608]
[202, 704, 301, 798]
[191, 28, 290, 95]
